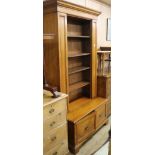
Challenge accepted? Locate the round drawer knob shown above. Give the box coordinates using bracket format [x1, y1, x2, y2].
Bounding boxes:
[53, 152, 57, 155]
[50, 121, 56, 127]
[85, 126, 89, 131]
[49, 109, 55, 113]
[51, 136, 56, 141]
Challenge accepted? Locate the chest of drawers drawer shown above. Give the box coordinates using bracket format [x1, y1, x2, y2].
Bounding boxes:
[95, 104, 106, 129]
[44, 110, 66, 133]
[45, 140, 68, 155]
[43, 123, 67, 153]
[44, 98, 67, 120]
[76, 112, 95, 143]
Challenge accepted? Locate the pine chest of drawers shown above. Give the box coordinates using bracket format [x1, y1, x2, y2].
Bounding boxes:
[43, 91, 68, 155]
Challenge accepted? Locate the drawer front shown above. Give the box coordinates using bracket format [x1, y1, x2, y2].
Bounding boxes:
[96, 104, 106, 129]
[44, 110, 66, 133]
[44, 141, 68, 155]
[76, 112, 95, 143]
[44, 98, 67, 120]
[44, 123, 67, 153]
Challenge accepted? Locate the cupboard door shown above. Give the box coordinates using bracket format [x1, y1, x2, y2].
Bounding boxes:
[91, 20, 97, 98]
[58, 13, 68, 94]
[76, 112, 95, 143]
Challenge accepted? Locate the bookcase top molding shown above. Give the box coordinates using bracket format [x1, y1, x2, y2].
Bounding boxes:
[44, 0, 101, 17]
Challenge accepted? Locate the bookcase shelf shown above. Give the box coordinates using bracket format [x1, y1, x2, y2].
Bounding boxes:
[69, 81, 90, 93]
[68, 66, 90, 75]
[67, 35, 90, 38]
[68, 52, 90, 58]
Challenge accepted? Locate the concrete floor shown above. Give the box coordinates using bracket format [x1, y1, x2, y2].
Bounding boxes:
[68, 117, 111, 155]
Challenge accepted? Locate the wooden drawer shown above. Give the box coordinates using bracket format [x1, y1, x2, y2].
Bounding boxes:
[95, 104, 106, 129]
[44, 141, 68, 155]
[76, 112, 95, 143]
[44, 98, 67, 120]
[44, 123, 67, 153]
[44, 110, 66, 133]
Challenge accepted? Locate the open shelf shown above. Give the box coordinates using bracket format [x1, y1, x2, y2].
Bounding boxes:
[69, 81, 90, 93]
[68, 52, 90, 58]
[67, 35, 90, 38]
[68, 66, 90, 75]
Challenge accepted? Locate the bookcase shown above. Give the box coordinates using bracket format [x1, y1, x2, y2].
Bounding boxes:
[67, 17, 91, 102]
[44, 0, 109, 153]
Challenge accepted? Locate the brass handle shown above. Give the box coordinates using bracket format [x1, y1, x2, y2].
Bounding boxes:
[53, 152, 57, 155]
[51, 136, 56, 141]
[85, 126, 89, 131]
[50, 121, 56, 127]
[49, 109, 55, 113]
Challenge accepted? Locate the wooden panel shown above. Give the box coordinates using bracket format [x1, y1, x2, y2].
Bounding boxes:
[43, 110, 67, 133]
[97, 75, 111, 98]
[76, 112, 95, 143]
[106, 99, 111, 117]
[43, 123, 68, 153]
[95, 103, 106, 129]
[68, 38, 91, 53]
[43, 13, 60, 88]
[58, 13, 68, 93]
[43, 98, 67, 120]
[91, 20, 97, 98]
[45, 141, 68, 155]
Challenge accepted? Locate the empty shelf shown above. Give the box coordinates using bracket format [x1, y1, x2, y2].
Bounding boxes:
[69, 81, 90, 93]
[68, 66, 90, 75]
[68, 52, 90, 58]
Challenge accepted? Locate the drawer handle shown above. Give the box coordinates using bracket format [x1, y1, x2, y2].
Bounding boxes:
[85, 126, 89, 131]
[51, 136, 56, 142]
[50, 121, 56, 127]
[53, 152, 57, 155]
[99, 114, 102, 118]
[49, 109, 55, 113]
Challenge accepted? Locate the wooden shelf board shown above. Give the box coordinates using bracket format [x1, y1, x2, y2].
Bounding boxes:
[68, 66, 90, 75]
[69, 81, 90, 93]
[67, 35, 90, 38]
[67, 97, 108, 122]
[68, 52, 90, 58]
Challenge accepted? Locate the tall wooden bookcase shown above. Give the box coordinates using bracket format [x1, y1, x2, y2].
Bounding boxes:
[44, 0, 108, 153]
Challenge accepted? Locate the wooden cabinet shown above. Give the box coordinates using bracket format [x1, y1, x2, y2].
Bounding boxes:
[43, 92, 68, 155]
[67, 97, 108, 153]
[43, 0, 108, 154]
